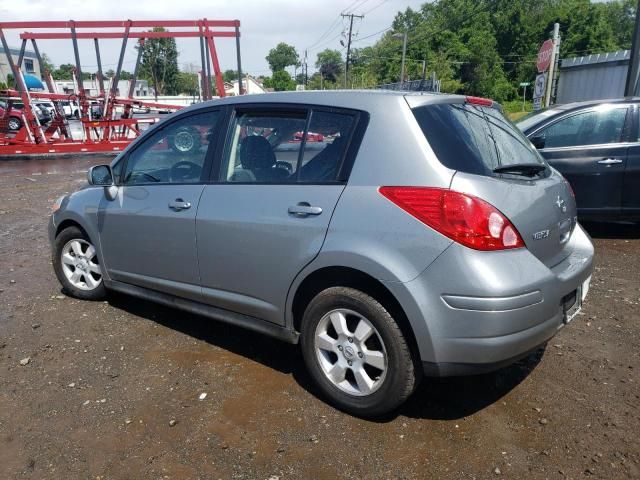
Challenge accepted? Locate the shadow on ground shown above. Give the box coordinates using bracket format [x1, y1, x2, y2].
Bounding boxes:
[582, 221, 640, 239]
[107, 292, 542, 423]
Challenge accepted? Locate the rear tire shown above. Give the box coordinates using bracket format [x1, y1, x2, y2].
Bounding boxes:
[300, 287, 417, 417]
[52, 226, 106, 301]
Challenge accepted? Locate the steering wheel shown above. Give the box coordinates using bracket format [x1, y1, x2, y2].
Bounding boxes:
[169, 161, 202, 182]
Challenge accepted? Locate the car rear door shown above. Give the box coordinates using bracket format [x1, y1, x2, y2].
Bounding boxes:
[195, 105, 364, 325]
[529, 104, 631, 218]
[98, 109, 222, 301]
[622, 103, 640, 218]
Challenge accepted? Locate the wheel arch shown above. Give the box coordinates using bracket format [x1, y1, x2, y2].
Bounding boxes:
[290, 266, 423, 366]
[55, 218, 89, 238]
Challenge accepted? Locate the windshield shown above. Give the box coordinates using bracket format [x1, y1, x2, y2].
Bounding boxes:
[412, 103, 544, 177]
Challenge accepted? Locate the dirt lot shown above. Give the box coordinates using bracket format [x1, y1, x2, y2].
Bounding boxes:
[0, 156, 639, 480]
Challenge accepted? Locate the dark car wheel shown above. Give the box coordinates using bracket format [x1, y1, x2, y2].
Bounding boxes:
[169, 126, 201, 154]
[52, 226, 106, 301]
[300, 287, 417, 417]
[7, 116, 21, 131]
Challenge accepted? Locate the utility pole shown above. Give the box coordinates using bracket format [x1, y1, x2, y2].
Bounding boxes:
[392, 31, 408, 85]
[341, 13, 363, 89]
[544, 23, 560, 108]
[625, 0, 640, 96]
[304, 49, 308, 88]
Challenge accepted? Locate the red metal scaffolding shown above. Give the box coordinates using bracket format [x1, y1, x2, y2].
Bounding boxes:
[0, 19, 243, 156]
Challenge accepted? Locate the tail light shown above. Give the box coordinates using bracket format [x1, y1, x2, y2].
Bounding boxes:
[379, 187, 525, 251]
[466, 96, 494, 107]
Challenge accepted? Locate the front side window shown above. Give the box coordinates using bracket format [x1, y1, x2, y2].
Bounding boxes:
[539, 107, 628, 148]
[24, 59, 35, 73]
[122, 111, 219, 185]
[223, 109, 356, 184]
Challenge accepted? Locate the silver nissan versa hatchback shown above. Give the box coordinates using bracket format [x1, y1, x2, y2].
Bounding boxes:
[49, 91, 594, 416]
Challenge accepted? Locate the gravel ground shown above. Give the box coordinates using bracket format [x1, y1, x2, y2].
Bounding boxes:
[0, 156, 639, 479]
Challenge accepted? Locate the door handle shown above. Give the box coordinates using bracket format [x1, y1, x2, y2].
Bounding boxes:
[288, 203, 323, 217]
[597, 158, 623, 165]
[168, 198, 192, 211]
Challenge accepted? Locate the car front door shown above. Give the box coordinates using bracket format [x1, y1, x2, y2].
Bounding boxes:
[623, 104, 640, 218]
[530, 104, 631, 218]
[195, 106, 362, 325]
[98, 109, 222, 301]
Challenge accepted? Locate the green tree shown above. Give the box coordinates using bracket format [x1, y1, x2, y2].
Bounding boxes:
[223, 69, 238, 82]
[176, 71, 199, 95]
[39, 53, 55, 78]
[315, 49, 343, 84]
[263, 70, 296, 91]
[52, 64, 75, 80]
[137, 28, 179, 98]
[266, 43, 299, 73]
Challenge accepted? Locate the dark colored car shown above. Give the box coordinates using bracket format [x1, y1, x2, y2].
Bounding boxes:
[90, 101, 103, 119]
[517, 98, 640, 222]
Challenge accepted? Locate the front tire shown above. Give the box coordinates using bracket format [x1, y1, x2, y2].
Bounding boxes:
[300, 287, 417, 417]
[8, 117, 21, 131]
[52, 226, 106, 300]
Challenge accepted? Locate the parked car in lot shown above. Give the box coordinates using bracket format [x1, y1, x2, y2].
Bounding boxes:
[59, 100, 80, 119]
[49, 91, 594, 416]
[0, 101, 25, 131]
[517, 99, 640, 222]
[11, 101, 52, 125]
[0, 99, 51, 129]
[89, 101, 103, 119]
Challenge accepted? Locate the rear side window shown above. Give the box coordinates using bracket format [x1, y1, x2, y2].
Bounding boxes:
[412, 103, 543, 176]
[538, 107, 628, 148]
[222, 109, 356, 184]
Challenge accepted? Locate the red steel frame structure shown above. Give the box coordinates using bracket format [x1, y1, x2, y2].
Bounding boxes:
[0, 19, 243, 156]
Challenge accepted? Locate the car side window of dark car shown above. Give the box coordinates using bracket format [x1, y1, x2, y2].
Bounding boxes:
[121, 111, 220, 185]
[221, 108, 356, 184]
[538, 107, 628, 149]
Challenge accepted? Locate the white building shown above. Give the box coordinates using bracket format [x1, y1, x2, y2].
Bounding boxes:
[224, 75, 266, 96]
[52, 78, 154, 97]
[0, 45, 41, 85]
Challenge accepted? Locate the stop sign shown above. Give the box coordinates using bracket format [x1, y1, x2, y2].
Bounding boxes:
[537, 39, 554, 73]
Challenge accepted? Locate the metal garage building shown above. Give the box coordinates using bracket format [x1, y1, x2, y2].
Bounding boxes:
[556, 50, 630, 104]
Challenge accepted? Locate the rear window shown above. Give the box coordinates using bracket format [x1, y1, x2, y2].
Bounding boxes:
[412, 103, 544, 176]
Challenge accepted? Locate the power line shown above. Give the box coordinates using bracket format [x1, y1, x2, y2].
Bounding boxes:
[353, 26, 391, 43]
[362, 0, 388, 16]
[306, 16, 344, 50]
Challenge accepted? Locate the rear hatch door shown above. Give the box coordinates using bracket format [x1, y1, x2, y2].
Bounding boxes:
[408, 97, 576, 267]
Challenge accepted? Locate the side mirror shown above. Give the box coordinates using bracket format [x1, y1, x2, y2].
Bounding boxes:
[530, 135, 546, 149]
[87, 165, 113, 186]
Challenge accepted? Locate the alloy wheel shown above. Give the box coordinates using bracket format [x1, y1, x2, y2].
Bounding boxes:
[60, 239, 102, 291]
[314, 308, 388, 396]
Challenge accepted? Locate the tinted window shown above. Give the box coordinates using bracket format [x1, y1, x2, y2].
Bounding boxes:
[223, 111, 307, 183]
[298, 111, 355, 183]
[482, 107, 543, 167]
[412, 103, 542, 175]
[122, 111, 219, 185]
[540, 107, 627, 148]
[222, 109, 356, 184]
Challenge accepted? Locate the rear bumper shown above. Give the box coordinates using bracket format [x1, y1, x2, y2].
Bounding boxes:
[383, 223, 594, 376]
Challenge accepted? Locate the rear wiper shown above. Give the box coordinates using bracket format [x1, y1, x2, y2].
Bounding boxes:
[493, 163, 546, 177]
